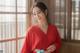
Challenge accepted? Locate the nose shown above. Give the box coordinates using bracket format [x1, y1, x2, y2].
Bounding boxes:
[34, 13, 41, 20]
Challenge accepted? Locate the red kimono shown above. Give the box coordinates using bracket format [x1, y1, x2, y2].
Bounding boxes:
[21, 24, 61, 53]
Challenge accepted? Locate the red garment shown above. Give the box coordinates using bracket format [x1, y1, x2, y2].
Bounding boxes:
[21, 24, 61, 53]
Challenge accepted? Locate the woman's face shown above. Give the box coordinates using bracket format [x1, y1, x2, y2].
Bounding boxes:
[32, 7, 47, 24]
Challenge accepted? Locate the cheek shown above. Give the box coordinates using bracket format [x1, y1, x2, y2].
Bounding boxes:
[39, 15, 46, 21]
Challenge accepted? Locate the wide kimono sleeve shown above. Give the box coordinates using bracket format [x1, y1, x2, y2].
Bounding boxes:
[54, 26, 61, 53]
[21, 31, 32, 53]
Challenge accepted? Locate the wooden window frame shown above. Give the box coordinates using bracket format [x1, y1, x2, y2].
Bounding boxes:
[0, 0, 34, 53]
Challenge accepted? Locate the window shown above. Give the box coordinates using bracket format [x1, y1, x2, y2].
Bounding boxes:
[53, 0, 80, 41]
[0, 0, 33, 53]
[53, 0, 68, 39]
[71, 0, 80, 40]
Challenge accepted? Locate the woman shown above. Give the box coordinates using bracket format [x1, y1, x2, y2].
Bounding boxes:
[21, 2, 61, 53]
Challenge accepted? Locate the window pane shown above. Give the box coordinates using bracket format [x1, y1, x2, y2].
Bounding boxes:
[0, 41, 16, 53]
[18, 39, 24, 53]
[55, 0, 65, 26]
[71, 30, 80, 40]
[17, 14, 27, 37]
[0, 0, 16, 12]
[17, 0, 28, 12]
[54, 0, 66, 39]
[0, 14, 16, 22]
[71, 0, 80, 40]
[0, 14, 16, 39]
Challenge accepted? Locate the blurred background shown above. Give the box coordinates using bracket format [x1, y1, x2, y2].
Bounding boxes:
[0, 0, 80, 53]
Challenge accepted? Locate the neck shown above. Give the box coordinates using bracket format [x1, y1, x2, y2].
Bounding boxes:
[39, 22, 48, 34]
[39, 22, 48, 28]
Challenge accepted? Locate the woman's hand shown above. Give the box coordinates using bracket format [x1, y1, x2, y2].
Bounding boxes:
[46, 44, 56, 53]
[34, 44, 56, 53]
[44, 51, 50, 53]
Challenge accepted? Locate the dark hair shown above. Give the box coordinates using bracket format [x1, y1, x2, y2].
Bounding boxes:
[34, 2, 48, 13]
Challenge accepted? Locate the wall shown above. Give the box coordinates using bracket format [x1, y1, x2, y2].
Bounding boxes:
[60, 41, 80, 53]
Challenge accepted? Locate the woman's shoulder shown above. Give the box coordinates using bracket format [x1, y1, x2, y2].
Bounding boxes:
[49, 24, 57, 29]
[48, 24, 59, 33]
[25, 25, 38, 37]
[27, 25, 39, 33]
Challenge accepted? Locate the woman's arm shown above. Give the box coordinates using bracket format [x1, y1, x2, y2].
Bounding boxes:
[21, 32, 31, 53]
[46, 26, 61, 53]
[54, 27, 61, 53]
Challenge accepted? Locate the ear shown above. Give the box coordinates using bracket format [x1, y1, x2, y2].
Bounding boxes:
[45, 10, 48, 16]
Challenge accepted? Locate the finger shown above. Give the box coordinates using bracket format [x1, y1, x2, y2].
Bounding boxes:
[44, 50, 50, 53]
[47, 45, 55, 50]
[47, 45, 56, 52]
